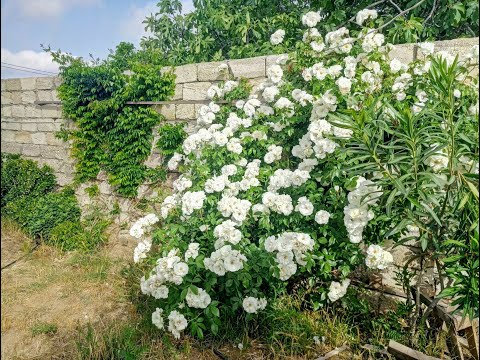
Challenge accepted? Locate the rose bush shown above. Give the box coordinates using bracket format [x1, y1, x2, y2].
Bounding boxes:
[131, 10, 479, 339]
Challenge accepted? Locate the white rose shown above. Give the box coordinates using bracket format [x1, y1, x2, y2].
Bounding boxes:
[270, 29, 285, 45]
[315, 210, 331, 225]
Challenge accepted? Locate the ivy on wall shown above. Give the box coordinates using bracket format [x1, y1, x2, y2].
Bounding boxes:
[47, 43, 176, 197]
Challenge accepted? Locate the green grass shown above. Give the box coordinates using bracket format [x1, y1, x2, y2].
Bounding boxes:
[31, 322, 58, 336]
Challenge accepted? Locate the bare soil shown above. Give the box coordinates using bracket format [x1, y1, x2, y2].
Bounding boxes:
[1, 220, 134, 359]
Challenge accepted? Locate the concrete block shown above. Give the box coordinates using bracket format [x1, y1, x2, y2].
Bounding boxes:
[266, 54, 285, 68]
[5, 79, 21, 91]
[24, 105, 43, 118]
[162, 64, 197, 83]
[229, 56, 266, 79]
[60, 162, 75, 174]
[1, 92, 12, 104]
[183, 121, 196, 135]
[2, 122, 21, 130]
[144, 153, 163, 168]
[46, 132, 64, 146]
[1, 142, 22, 154]
[1, 79, 6, 92]
[56, 173, 74, 186]
[11, 105, 25, 117]
[21, 91, 36, 104]
[156, 104, 175, 120]
[431, 37, 480, 59]
[15, 131, 32, 143]
[249, 77, 267, 95]
[21, 123, 37, 132]
[194, 104, 204, 117]
[173, 84, 183, 100]
[31, 132, 47, 145]
[37, 90, 53, 102]
[42, 107, 61, 118]
[389, 43, 416, 64]
[1, 106, 12, 117]
[20, 77, 37, 91]
[51, 90, 59, 101]
[37, 123, 56, 132]
[182, 82, 212, 101]
[41, 145, 64, 159]
[99, 181, 113, 195]
[36, 77, 54, 90]
[175, 103, 195, 119]
[197, 61, 229, 81]
[1, 130, 16, 142]
[10, 92, 23, 104]
[96, 170, 109, 182]
[37, 158, 62, 171]
[23, 144, 41, 157]
[53, 76, 62, 87]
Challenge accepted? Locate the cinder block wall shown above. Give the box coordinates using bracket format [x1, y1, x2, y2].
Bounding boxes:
[1, 37, 478, 224]
[1, 77, 75, 185]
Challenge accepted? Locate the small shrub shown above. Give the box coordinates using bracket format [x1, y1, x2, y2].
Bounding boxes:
[1, 153, 56, 210]
[2, 154, 110, 252]
[49, 215, 110, 252]
[5, 187, 81, 240]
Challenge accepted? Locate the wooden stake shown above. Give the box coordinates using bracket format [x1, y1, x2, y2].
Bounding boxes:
[315, 344, 349, 360]
[465, 318, 479, 360]
[387, 340, 441, 360]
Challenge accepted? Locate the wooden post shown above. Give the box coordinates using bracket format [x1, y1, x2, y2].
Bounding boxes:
[465, 318, 479, 360]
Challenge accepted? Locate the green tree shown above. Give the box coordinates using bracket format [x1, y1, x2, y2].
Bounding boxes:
[141, 0, 479, 65]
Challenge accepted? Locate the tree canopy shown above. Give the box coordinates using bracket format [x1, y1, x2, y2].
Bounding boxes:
[140, 0, 479, 65]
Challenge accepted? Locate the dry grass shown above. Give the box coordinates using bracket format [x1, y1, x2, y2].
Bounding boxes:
[1, 218, 34, 267]
[1, 219, 134, 359]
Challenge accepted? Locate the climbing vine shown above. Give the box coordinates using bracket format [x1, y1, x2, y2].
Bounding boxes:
[46, 43, 176, 197]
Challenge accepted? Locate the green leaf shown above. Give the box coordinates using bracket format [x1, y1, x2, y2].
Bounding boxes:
[465, 180, 479, 200]
[210, 306, 220, 317]
[443, 255, 464, 263]
[421, 237, 428, 251]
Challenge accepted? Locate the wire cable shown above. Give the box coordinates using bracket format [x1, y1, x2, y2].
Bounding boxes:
[1, 61, 58, 74]
[1, 64, 57, 76]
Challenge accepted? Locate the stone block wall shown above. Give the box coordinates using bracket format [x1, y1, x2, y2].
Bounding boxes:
[1, 37, 478, 227]
[0, 77, 74, 186]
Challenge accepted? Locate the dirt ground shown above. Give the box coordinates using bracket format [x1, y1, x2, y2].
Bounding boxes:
[1, 220, 135, 359]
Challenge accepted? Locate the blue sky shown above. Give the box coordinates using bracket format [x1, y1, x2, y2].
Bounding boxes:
[1, 0, 193, 78]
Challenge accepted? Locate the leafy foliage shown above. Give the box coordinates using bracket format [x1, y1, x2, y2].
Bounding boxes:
[49, 211, 110, 252]
[1, 153, 56, 210]
[1, 154, 109, 251]
[5, 187, 81, 240]
[45, 43, 176, 197]
[156, 123, 187, 160]
[332, 55, 479, 318]
[141, 0, 479, 65]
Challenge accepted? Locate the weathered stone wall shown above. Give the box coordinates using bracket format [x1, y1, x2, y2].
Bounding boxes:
[1, 77, 73, 185]
[1, 37, 478, 227]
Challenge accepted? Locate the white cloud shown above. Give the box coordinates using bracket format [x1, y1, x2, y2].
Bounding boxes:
[120, 0, 194, 45]
[1, 48, 59, 78]
[120, 2, 157, 45]
[3, 0, 101, 18]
